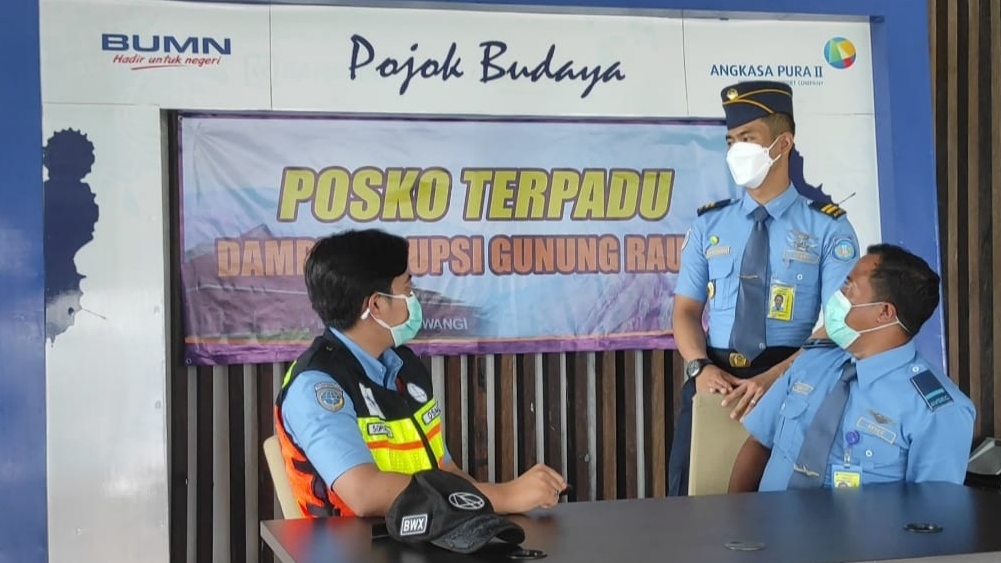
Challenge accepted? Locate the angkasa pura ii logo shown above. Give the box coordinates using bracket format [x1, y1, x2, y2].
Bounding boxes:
[709, 36, 857, 87]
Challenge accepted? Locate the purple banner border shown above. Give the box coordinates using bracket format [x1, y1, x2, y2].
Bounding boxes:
[176, 112, 708, 366]
[185, 334, 677, 365]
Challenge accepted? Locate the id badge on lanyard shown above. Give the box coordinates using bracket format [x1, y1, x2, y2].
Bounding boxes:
[832, 430, 863, 488]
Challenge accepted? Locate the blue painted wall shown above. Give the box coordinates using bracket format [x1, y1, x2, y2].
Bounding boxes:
[0, 0, 48, 561]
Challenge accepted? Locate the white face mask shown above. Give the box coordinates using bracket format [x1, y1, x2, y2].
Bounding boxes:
[361, 292, 423, 347]
[823, 290, 907, 350]
[726, 137, 781, 189]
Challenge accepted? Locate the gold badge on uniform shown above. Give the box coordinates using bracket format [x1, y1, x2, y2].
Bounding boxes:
[709, 235, 720, 245]
[726, 88, 738, 100]
[729, 353, 749, 368]
[707, 281, 715, 299]
[869, 410, 893, 425]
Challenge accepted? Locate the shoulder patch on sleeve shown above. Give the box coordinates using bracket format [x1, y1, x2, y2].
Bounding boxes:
[802, 338, 837, 349]
[314, 382, 345, 412]
[830, 235, 858, 262]
[910, 370, 953, 412]
[697, 198, 735, 217]
[808, 200, 847, 219]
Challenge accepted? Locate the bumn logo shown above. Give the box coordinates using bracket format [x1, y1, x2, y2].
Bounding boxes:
[100, 33, 233, 70]
[399, 514, 428, 536]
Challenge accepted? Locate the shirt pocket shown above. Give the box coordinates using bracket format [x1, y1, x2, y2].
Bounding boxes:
[707, 255, 736, 311]
[859, 435, 906, 483]
[780, 260, 821, 322]
[774, 395, 810, 459]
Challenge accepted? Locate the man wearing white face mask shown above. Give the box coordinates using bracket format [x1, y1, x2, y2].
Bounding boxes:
[276, 229, 567, 518]
[729, 244, 974, 492]
[669, 80, 860, 496]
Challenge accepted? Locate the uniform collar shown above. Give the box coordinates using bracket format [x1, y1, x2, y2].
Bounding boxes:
[853, 340, 916, 387]
[327, 328, 404, 389]
[740, 184, 797, 219]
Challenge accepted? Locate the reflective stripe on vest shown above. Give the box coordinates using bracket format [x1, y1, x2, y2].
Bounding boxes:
[275, 359, 445, 518]
[357, 399, 445, 473]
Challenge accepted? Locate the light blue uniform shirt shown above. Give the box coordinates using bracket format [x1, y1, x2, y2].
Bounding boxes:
[676, 186, 859, 348]
[744, 341, 975, 491]
[282, 328, 452, 488]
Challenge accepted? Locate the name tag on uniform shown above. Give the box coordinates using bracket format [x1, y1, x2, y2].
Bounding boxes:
[782, 249, 820, 265]
[855, 416, 897, 445]
[791, 382, 813, 395]
[705, 246, 731, 259]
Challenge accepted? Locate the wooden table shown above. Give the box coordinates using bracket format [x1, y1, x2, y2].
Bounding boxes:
[261, 482, 1001, 562]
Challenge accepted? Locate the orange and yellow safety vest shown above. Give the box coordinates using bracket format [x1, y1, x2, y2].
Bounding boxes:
[274, 333, 446, 517]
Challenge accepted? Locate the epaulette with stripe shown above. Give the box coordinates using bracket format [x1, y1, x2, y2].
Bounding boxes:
[697, 198, 735, 217]
[808, 200, 847, 219]
[910, 370, 954, 412]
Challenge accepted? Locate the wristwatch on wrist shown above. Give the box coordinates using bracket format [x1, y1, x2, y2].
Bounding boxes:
[685, 358, 712, 380]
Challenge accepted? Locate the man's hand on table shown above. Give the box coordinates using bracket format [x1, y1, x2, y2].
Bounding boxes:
[477, 463, 567, 515]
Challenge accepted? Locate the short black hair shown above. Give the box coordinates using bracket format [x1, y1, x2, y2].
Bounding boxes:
[762, 113, 796, 137]
[866, 244, 940, 334]
[304, 229, 409, 330]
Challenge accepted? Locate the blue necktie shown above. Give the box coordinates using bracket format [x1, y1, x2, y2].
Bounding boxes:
[731, 205, 770, 361]
[788, 361, 858, 489]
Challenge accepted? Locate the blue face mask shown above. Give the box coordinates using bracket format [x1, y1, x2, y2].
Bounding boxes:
[364, 292, 423, 347]
[823, 290, 904, 350]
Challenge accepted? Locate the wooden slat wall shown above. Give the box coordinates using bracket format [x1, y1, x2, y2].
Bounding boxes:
[168, 352, 681, 562]
[165, 7, 1001, 562]
[930, 0, 1001, 442]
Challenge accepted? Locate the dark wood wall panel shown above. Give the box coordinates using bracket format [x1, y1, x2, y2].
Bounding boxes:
[930, 0, 1000, 443]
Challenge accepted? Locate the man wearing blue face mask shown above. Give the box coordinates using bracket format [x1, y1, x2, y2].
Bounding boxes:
[728, 244, 974, 492]
[669, 80, 860, 496]
[276, 229, 566, 518]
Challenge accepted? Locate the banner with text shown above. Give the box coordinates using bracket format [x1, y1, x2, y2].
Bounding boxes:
[179, 114, 737, 364]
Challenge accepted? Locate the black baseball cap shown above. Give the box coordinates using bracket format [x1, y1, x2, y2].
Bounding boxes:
[385, 469, 526, 554]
